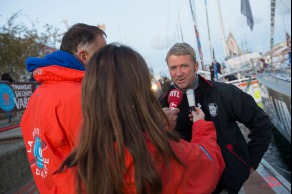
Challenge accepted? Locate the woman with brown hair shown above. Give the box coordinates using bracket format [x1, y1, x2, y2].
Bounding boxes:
[59, 44, 225, 194]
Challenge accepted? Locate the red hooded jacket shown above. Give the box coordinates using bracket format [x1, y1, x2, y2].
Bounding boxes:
[20, 65, 84, 193]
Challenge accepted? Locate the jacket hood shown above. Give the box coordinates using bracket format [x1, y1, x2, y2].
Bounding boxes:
[33, 66, 84, 84]
[26, 50, 85, 72]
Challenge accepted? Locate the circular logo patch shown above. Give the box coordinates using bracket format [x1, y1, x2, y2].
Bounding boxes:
[0, 83, 15, 112]
[208, 103, 218, 117]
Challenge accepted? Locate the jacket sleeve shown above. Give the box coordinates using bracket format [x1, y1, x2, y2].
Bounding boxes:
[227, 84, 273, 169]
[178, 120, 225, 194]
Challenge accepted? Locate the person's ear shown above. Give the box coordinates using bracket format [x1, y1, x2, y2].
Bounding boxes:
[194, 61, 199, 72]
[77, 50, 88, 65]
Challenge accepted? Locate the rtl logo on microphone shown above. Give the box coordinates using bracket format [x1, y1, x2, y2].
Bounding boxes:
[169, 90, 181, 98]
[168, 89, 183, 109]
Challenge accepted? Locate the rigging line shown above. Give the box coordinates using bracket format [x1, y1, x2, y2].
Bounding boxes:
[188, 0, 205, 70]
[179, 21, 184, 42]
[188, 0, 196, 23]
[174, 23, 178, 42]
[174, 21, 180, 43]
[176, 1, 184, 42]
[216, 0, 230, 57]
[174, 13, 179, 42]
[170, 1, 184, 45]
[177, 13, 184, 42]
[176, 32, 179, 43]
[171, 13, 180, 43]
[205, 0, 213, 61]
[167, 0, 170, 48]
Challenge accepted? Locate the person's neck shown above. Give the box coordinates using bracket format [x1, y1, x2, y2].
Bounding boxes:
[174, 74, 199, 93]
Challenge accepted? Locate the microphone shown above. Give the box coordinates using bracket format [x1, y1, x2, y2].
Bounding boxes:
[168, 89, 183, 109]
[186, 89, 196, 111]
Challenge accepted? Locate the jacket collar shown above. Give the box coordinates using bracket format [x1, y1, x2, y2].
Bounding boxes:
[26, 50, 85, 72]
[198, 74, 213, 96]
[173, 73, 200, 92]
[198, 74, 212, 87]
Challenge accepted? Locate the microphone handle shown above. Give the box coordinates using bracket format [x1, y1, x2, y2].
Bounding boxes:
[190, 106, 195, 112]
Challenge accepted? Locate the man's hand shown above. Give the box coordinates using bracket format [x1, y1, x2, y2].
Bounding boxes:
[191, 107, 205, 123]
[162, 107, 180, 131]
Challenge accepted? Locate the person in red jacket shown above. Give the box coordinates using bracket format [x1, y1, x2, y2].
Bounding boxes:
[20, 23, 106, 193]
[58, 44, 225, 194]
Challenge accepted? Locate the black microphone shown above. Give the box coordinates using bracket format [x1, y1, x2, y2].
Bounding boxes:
[186, 89, 196, 111]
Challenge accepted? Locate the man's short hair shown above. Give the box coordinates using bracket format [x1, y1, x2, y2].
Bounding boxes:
[165, 43, 196, 64]
[60, 23, 107, 57]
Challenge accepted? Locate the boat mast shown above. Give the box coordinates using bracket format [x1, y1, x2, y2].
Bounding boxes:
[269, 0, 277, 64]
[189, 0, 205, 70]
[270, 0, 276, 51]
[205, 0, 214, 61]
[216, 0, 230, 58]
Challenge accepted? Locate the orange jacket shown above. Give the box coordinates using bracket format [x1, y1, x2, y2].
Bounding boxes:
[20, 66, 84, 194]
[59, 120, 225, 194]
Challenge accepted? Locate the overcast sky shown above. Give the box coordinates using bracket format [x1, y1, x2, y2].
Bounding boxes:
[1, 0, 291, 77]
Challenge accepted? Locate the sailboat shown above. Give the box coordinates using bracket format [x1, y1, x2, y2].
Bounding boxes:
[194, 0, 264, 106]
[252, 1, 291, 143]
[225, 0, 291, 145]
[211, 1, 291, 139]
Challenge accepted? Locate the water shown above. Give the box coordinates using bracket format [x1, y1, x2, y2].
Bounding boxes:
[263, 127, 291, 182]
[239, 123, 291, 183]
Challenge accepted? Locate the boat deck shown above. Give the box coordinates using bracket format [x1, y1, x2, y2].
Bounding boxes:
[257, 73, 291, 97]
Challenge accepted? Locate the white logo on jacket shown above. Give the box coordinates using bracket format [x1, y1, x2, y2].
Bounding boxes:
[26, 127, 50, 178]
[208, 103, 218, 117]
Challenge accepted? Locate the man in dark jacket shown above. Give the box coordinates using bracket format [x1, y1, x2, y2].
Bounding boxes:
[160, 43, 273, 194]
